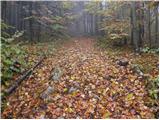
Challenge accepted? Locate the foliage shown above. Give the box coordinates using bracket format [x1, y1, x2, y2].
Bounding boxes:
[1, 44, 26, 84]
[2, 31, 24, 43]
[51, 23, 66, 32]
[145, 76, 159, 118]
[84, 1, 101, 15]
[100, 19, 129, 44]
[1, 20, 13, 38]
[1, 21, 26, 90]
[96, 37, 109, 49]
[147, 76, 159, 100]
[23, 16, 36, 20]
[85, 1, 130, 44]
[62, 1, 74, 10]
[141, 47, 159, 54]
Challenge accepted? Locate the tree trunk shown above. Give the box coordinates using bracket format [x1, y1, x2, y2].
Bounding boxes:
[138, 2, 144, 49]
[95, 15, 98, 35]
[100, 2, 104, 36]
[148, 6, 151, 48]
[130, 7, 134, 45]
[29, 2, 33, 42]
[90, 14, 93, 35]
[155, 6, 159, 48]
[132, 2, 139, 52]
[2, 1, 7, 22]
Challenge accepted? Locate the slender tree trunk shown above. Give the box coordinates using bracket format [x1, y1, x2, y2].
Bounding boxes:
[95, 15, 98, 35]
[2, 1, 7, 22]
[37, 23, 41, 41]
[132, 2, 139, 52]
[138, 2, 144, 49]
[155, 6, 159, 48]
[29, 2, 33, 41]
[83, 12, 86, 35]
[36, 3, 41, 41]
[130, 7, 134, 45]
[19, 1, 23, 31]
[148, 6, 151, 48]
[100, 2, 104, 36]
[90, 14, 93, 35]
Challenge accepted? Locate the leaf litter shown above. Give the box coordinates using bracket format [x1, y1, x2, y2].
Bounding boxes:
[2, 37, 158, 119]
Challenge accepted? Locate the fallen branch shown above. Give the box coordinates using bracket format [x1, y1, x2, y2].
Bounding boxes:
[5, 57, 45, 95]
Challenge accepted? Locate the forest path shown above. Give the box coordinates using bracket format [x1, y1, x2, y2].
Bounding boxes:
[2, 37, 154, 119]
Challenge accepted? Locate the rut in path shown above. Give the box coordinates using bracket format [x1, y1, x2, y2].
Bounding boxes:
[2, 37, 154, 119]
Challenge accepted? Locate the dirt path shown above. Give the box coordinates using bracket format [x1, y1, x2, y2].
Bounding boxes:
[2, 37, 154, 119]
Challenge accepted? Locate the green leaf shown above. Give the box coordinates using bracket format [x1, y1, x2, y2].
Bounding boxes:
[3, 59, 12, 66]
[126, 93, 133, 101]
[51, 24, 65, 31]
[103, 110, 111, 118]
[63, 88, 68, 92]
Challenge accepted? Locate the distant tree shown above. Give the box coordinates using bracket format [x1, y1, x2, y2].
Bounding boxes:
[131, 2, 140, 52]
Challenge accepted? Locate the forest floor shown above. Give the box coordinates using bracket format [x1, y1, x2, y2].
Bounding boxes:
[2, 37, 158, 119]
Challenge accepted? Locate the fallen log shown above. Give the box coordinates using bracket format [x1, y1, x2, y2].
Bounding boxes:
[5, 57, 45, 95]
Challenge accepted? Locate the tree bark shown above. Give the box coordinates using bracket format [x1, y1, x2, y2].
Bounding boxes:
[138, 2, 144, 49]
[148, 6, 151, 48]
[132, 2, 139, 52]
[155, 6, 159, 48]
[29, 2, 33, 41]
[130, 7, 134, 45]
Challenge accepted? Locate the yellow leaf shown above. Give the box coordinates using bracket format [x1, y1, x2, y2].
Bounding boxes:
[63, 88, 68, 92]
[126, 93, 134, 101]
[65, 107, 74, 113]
[71, 76, 75, 80]
[103, 110, 111, 118]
